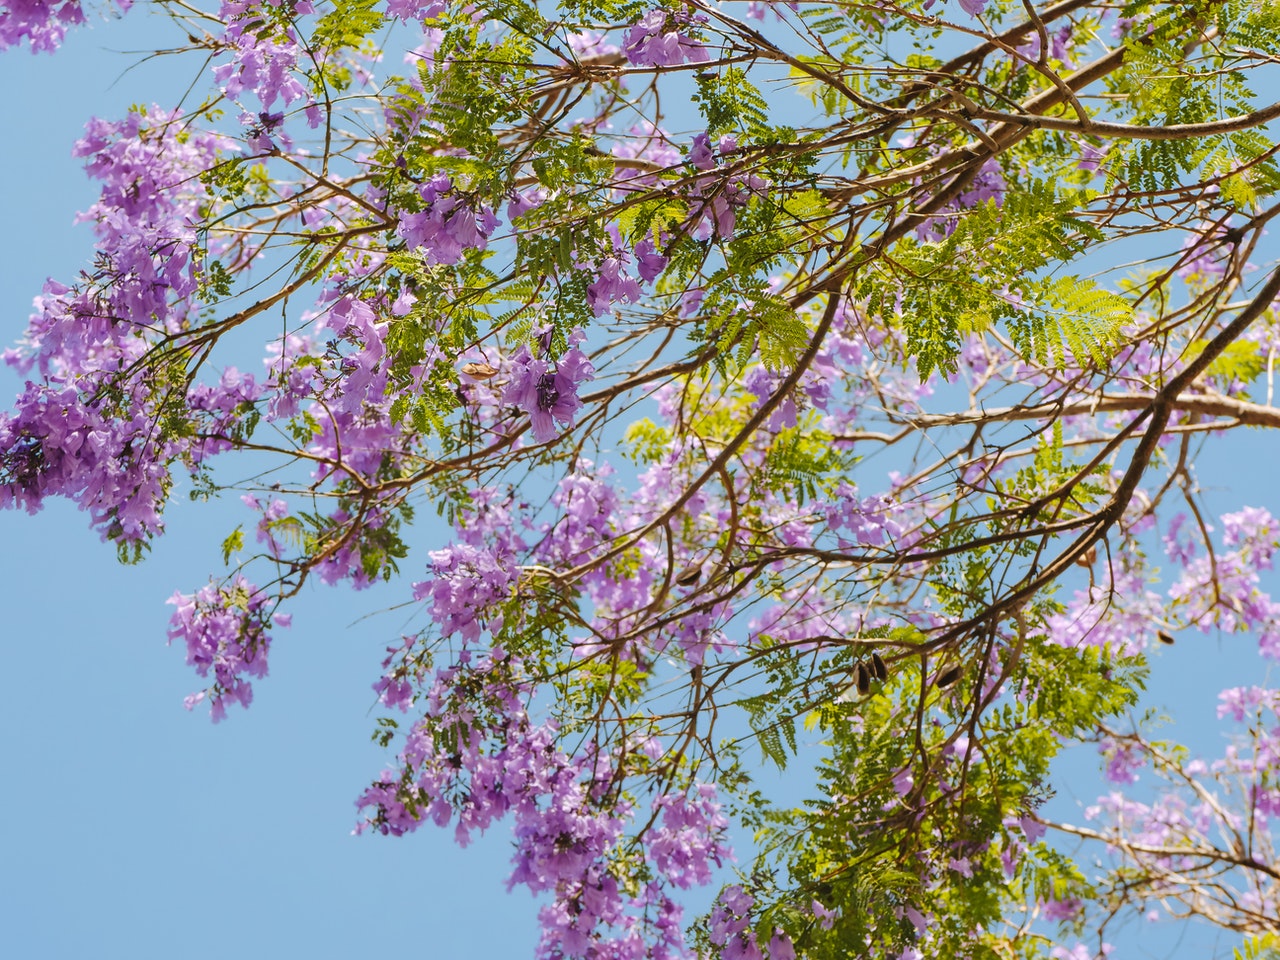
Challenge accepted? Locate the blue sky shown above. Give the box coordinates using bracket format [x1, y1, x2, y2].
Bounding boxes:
[1, 6, 1278, 960]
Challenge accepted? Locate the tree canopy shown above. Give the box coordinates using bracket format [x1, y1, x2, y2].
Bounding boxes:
[3, 0, 1280, 957]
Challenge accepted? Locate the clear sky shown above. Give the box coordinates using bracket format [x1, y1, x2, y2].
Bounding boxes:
[1, 7, 1277, 960]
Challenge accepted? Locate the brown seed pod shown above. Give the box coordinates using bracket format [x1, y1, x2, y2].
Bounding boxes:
[1074, 545, 1097, 568]
[674, 565, 702, 587]
[855, 660, 871, 696]
[1157, 630, 1175, 645]
[935, 664, 963, 690]
[870, 652, 888, 682]
[460, 361, 499, 379]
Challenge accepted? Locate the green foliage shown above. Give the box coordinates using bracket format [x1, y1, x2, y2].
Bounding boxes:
[762, 418, 855, 504]
[701, 290, 810, 374]
[1190, 337, 1268, 387]
[313, 0, 384, 50]
[621, 418, 672, 464]
[863, 179, 1128, 376]
[221, 526, 244, 565]
[693, 68, 771, 142]
[1009, 275, 1129, 368]
[1236, 933, 1280, 960]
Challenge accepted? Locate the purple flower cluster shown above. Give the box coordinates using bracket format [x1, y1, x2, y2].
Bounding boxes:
[213, 0, 317, 118]
[683, 133, 767, 240]
[611, 122, 681, 189]
[821, 482, 906, 549]
[647, 784, 730, 888]
[166, 575, 290, 722]
[533, 462, 619, 570]
[923, 0, 987, 16]
[622, 8, 710, 68]
[1097, 734, 1146, 785]
[707, 885, 795, 960]
[1045, 552, 1165, 657]
[1166, 506, 1280, 659]
[914, 154, 1006, 242]
[358, 651, 734, 959]
[410, 489, 527, 641]
[0, 108, 237, 542]
[415, 543, 519, 641]
[577, 223, 669, 318]
[72, 108, 231, 328]
[1178, 220, 1234, 281]
[396, 173, 500, 265]
[749, 587, 852, 652]
[0, 0, 130, 52]
[503, 337, 595, 444]
[745, 1, 798, 21]
[383, 0, 445, 23]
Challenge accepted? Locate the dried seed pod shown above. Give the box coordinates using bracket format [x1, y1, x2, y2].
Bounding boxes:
[1157, 630, 1175, 645]
[935, 664, 963, 690]
[460, 361, 499, 379]
[1074, 545, 1097, 567]
[674, 565, 702, 587]
[855, 660, 871, 696]
[870, 651, 888, 682]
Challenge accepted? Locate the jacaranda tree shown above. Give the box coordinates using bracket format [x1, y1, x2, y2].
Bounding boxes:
[4, 0, 1280, 956]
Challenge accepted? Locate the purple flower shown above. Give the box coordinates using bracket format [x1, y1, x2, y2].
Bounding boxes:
[586, 255, 642, 315]
[167, 575, 286, 722]
[504, 344, 595, 442]
[611, 122, 682, 188]
[0, 0, 131, 53]
[567, 29, 619, 58]
[768, 931, 796, 960]
[384, 0, 445, 22]
[811, 900, 837, 929]
[1098, 734, 1147, 784]
[633, 237, 668, 282]
[1078, 144, 1105, 173]
[689, 131, 716, 170]
[622, 8, 710, 67]
[212, 1, 314, 113]
[1041, 895, 1084, 922]
[396, 175, 500, 265]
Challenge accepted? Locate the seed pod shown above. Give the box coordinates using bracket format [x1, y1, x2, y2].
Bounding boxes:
[674, 565, 702, 587]
[855, 660, 871, 696]
[936, 664, 963, 690]
[870, 652, 888, 682]
[460, 361, 499, 379]
[1074, 546, 1097, 568]
[1157, 630, 1175, 645]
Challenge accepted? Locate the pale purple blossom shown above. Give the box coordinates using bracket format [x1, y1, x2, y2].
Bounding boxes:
[622, 8, 710, 67]
[503, 343, 595, 442]
[167, 575, 286, 722]
[396, 174, 500, 265]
